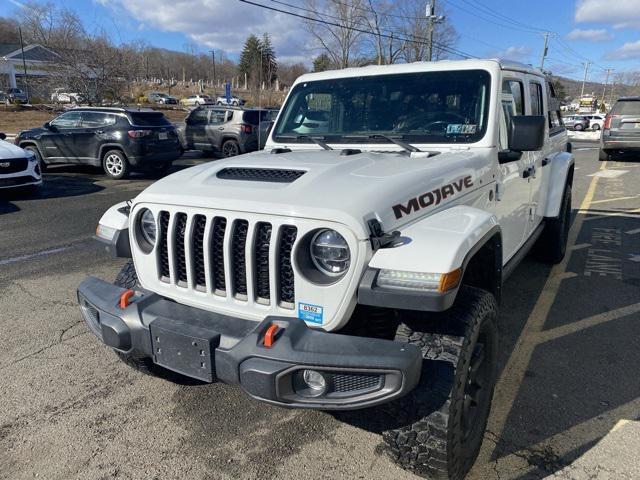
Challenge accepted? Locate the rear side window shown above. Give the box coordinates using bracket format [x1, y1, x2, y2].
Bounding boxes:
[611, 100, 640, 116]
[128, 112, 171, 126]
[81, 112, 116, 128]
[529, 82, 544, 115]
[242, 110, 269, 125]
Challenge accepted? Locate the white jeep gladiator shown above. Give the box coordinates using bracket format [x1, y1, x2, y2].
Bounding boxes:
[78, 59, 573, 479]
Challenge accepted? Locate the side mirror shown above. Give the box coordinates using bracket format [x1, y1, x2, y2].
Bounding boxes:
[509, 115, 546, 152]
[43, 121, 51, 129]
[0, 132, 6, 140]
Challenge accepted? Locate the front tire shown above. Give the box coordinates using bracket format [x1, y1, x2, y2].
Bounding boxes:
[221, 139, 240, 157]
[383, 286, 499, 480]
[102, 149, 130, 179]
[599, 148, 610, 161]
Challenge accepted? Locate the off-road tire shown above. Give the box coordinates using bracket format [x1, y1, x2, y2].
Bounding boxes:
[536, 185, 571, 264]
[222, 139, 240, 157]
[23, 145, 46, 172]
[383, 286, 499, 480]
[598, 148, 610, 161]
[102, 149, 130, 179]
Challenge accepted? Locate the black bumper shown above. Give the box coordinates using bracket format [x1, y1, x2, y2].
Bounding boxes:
[77, 277, 422, 410]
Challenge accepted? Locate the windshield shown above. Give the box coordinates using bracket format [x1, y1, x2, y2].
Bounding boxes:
[273, 70, 491, 145]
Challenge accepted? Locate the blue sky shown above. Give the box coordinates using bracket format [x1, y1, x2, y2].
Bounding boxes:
[4, 0, 640, 82]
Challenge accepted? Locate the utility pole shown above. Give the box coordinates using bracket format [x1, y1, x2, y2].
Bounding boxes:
[601, 68, 613, 105]
[580, 61, 591, 99]
[18, 26, 29, 99]
[210, 50, 216, 87]
[425, 1, 445, 62]
[539, 32, 550, 70]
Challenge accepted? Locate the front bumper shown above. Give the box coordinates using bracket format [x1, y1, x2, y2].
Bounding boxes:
[77, 277, 422, 410]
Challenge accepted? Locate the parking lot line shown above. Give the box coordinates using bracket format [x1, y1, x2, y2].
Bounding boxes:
[0, 241, 87, 266]
[482, 160, 607, 461]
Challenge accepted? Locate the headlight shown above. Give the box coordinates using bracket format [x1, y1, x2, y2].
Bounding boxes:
[310, 229, 350, 276]
[139, 209, 156, 246]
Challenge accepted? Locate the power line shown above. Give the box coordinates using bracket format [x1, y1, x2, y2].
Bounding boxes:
[459, 0, 547, 33]
[242, 0, 476, 59]
[439, 0, 544, 34]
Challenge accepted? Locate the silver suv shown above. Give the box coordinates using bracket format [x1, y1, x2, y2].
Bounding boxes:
[600, 97, 640, 160]
[177, 107, 272, 157]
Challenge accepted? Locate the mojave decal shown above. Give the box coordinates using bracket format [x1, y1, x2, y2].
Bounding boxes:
[392, 176, 474, 219]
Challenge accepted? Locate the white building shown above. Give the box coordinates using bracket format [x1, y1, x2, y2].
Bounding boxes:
[0, 43, 59, 92]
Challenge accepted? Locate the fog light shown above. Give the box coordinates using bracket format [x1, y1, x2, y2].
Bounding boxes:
[303, 369, 326, 391]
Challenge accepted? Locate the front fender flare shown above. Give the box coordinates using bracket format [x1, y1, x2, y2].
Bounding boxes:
[95, 201, 131, 258]
[358, 206, 501, 311]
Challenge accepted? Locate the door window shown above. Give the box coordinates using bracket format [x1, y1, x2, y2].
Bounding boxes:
[189, 109, 208, 125]
[502, 80, 524, 115]
[51, 111, 82, 129]
[529, 82, 544, 115]
[209, 110, 226, 125]
[80, 112, 116, 128]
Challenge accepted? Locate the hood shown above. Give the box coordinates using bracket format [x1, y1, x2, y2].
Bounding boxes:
[18, 127, 47, 138]
[0, 139, 28, 158]
[135, 148, 489, 239]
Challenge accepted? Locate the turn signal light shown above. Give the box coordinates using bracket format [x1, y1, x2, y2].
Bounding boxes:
[438, 268, 462, 293]
[240, 124, 253, 134]
[128, 129, 152, 138]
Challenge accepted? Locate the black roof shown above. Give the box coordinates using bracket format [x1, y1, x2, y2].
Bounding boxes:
[68, 107, 161, 113]
[0, 43, 58, 62]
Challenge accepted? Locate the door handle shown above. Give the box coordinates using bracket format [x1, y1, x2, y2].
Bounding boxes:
[218, 127, 224, 130]
[522, 166, 535, 178]
[542, 157, 550, 167]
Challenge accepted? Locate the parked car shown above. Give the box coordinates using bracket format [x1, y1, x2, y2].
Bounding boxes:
[14, 107, 181, 179]
[585, 114, 605, 131]
[0, 132, 42, 191]
[0, 91, 7, 106]
[181, 94, 214, 107]
[147, 92, 178, 105]
[177, 107, 272, 157]
[216, 95, 245, 106]
[563, 115, 589, 131]
[5, 87, 28, 104]
[600, 96, 640, 161]
[51, 88, 84, 104]
[81, 59, 574, 480]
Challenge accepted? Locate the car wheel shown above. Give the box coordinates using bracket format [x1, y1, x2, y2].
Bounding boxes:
[536, 185, 571, 264]
[232, 101, 238, 106]
[592, 124, 600, 131]
[222, 140, 240, 157]
[23, 145, 47, 172]
[102, 149, 130, 179]
[599, 148, 611, 161]
[217, 101, 223, 105]
[574, 124, 583, 131]
[382, 286, 499, 480]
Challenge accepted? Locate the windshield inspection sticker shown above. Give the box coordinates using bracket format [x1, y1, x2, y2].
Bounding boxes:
[298, 302, 324, 324]
[447, 124, 477, 135]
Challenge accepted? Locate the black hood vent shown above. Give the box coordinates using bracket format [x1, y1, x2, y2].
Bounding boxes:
[216, 167, 305, 183]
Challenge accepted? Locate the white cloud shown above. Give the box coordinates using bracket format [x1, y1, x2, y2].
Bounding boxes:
[606, 40, 640, 59]
[575, 0, 640, 29]
[566, 28, 613, 42]
[490, 46, 532, 61]
[95, 0, 312, 63]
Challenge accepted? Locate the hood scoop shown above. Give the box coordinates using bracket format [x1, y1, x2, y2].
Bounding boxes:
[216, 167, 306, 183]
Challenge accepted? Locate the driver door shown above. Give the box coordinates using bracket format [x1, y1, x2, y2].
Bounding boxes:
[39, 111, 83, 161]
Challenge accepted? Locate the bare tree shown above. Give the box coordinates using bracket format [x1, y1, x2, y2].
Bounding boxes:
[304, 0, 367, 68]
[16, 1, 85, 49]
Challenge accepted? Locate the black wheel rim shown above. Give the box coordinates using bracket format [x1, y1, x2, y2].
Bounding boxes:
[223, 143, 238, 157]
[461, 330, 492, 442]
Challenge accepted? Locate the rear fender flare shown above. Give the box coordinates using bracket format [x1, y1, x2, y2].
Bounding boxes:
[544, 152, 574, 218]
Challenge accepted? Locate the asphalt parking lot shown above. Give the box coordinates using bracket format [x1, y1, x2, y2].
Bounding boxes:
[1, 145, 639, 480]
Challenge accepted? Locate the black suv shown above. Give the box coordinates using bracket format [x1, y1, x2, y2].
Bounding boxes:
[600, 97, 640, 161]
[15, 107, 182, 179]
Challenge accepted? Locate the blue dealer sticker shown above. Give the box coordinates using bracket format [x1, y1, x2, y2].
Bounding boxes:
[298, 302, 324, 324]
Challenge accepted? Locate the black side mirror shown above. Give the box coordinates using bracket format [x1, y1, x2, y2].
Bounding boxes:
[509, 115, 546, 152]
[0, 132, 6, 140]
[43, 121, 50, 129]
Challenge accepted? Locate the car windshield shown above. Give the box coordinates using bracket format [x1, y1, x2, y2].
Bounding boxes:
[273, 69, 491, 145]
[128, 112, 171, 126]
[611, 100, 640, 116]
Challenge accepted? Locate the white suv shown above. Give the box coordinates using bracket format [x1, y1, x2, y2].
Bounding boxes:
[0, 133, 43, 191]
[79, 59, 573, 479]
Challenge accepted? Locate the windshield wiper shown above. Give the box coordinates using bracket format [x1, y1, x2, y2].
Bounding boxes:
[278, 134, 332, 150]
[341, 134, 421, 153]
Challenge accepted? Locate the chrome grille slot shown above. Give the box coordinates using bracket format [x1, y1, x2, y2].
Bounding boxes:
[278, 226, 297, 308]
[254, 222, 272, 303]
[231, 220, 249, 299]
[192, 215, 207, 290]
[159, 211, 170, 281]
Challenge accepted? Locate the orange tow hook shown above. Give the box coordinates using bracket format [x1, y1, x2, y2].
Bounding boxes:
[119, 289, 135, 309]
[264, 324, 280, 348]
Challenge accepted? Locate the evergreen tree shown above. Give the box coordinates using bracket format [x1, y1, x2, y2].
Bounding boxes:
[313, 54, 332, 72]
[260, 33, 278, 87]
[239, 34, 262, 88]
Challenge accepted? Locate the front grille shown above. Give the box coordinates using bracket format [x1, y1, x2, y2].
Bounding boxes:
[0, 158, 28, 174]
[216, 167, 305, 183]
[156, 211, 297, 307]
